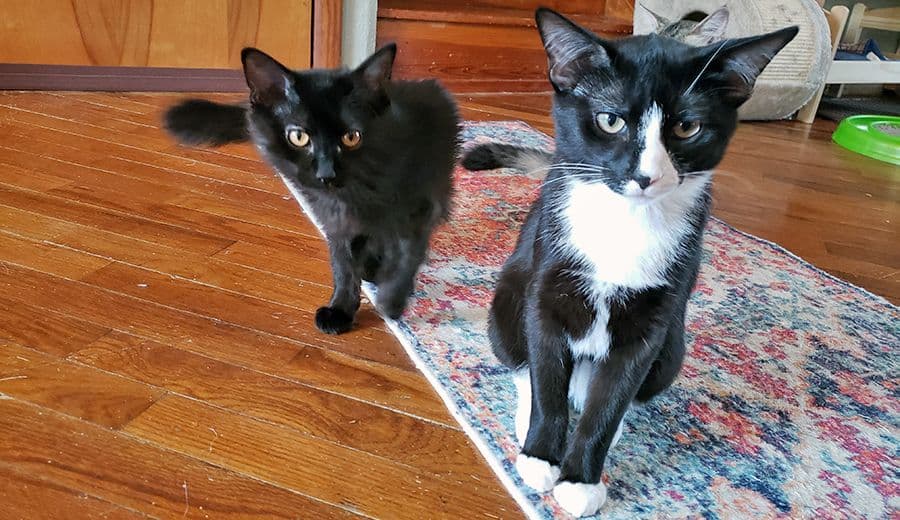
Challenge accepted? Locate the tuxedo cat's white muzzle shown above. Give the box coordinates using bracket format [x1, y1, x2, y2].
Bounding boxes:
[629, 103, 679, 200]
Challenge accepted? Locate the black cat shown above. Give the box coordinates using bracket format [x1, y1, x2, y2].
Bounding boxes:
[164, 45, 459, 334]
[464, 9, 796, 516]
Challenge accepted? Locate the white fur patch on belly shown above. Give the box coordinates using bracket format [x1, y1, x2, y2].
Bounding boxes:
[568, 316, 611, 360]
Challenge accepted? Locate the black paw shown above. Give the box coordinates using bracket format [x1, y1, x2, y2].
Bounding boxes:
[315, 306, 355, 334]
[376, 298, 407, 321]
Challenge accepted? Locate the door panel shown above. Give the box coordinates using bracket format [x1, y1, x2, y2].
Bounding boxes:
[0, 0, 311, 69]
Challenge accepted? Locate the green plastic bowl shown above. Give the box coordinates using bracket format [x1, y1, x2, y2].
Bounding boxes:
[832, 115, 900, 166]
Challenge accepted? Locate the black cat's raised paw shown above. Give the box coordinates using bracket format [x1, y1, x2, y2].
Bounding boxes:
[315, 306, 355, 334]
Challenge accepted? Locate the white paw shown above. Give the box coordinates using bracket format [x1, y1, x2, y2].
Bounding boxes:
[553, 480, 607, 517]
[513, 370, 531, 448]
[515, 454, 559, 492]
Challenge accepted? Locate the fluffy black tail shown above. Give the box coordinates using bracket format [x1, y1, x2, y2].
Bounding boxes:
[461, 142, 552, 178]
[163, 99, 248, 146]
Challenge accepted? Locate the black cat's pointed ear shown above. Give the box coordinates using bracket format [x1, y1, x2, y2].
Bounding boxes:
[241, 48, 295, 106]
[687, 7, 729, 44]
[354, 43, 397, 90]
[535, 8, 610, 92]
[701, 26, 798, 106]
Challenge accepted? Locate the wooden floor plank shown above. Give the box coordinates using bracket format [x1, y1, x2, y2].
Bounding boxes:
[0, 263, 454, 425]
[0, 342, 164, 429]
[79, 262, 401, 365]
[0, 106, 280, 191]
[0, 231, 111, 279]
[0, 204, 337, 315]
[0, 399, 362, 519]
[0, 130, 308, 224]
[0, 465, 148, 520]
[1, 162, 74, 192]
[0, 297, 110, 357]
[0, 184, 235, 255]
[124, 395, 515, 519]
[1, 221, 400, 367]
[73, 331, 490, 479]
[215, 238, 330, 270]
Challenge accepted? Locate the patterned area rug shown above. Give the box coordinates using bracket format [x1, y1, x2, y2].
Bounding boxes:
[370, 122, 899, 519]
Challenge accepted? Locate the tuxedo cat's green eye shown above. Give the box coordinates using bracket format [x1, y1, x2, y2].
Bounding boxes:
[673, 120, 702, 139]
[596, 113, 626, 134]
[286, 127, 311, 148]
[341, 130, 362, 149]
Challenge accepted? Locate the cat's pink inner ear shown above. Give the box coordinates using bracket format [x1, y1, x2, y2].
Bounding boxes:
[535, 8, 609, 91]
[241, 48, 292, 105]
[705, 26, 798, 105]
[356, 43, 397, 89]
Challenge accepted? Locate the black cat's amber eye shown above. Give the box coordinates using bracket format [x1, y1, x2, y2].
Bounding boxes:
[596, 113, 626, 134]
[341, 130, 362, 149]
[286, 126, 311, 148]
[673, 120, 702, 139]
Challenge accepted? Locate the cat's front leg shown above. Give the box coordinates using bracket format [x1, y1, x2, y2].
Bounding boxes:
[374, 236, 428, 320]
[316, 237, 361, 334]
[515, 321, 573, 492]
[553, 334, 663, 517]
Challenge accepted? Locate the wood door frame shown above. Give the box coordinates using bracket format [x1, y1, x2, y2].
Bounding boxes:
[312, 0, 343, 68]
[0, 0, 341, 91]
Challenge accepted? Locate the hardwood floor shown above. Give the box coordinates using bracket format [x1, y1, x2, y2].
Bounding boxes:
[0, 91, 896, 519]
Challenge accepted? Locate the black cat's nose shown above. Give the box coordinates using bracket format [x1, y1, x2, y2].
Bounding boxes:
[316, 164, 336, 184]
[635, 176, 654, 190]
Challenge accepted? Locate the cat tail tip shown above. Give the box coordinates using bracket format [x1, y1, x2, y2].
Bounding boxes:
[163, 99, 249, 147]
[461, 143, 552, 179]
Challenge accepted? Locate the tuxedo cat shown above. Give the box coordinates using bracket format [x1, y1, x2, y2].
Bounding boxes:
[461, 6, 730, 175]
[164, 45, 459, 334]
[467, 9, 796, 517]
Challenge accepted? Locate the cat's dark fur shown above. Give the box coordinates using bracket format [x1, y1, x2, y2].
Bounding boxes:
[164, 45, 459, 334]
[475, 9, 796, 516]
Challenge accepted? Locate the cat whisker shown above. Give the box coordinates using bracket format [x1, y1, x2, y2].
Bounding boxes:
[684, 40, 727, 96]
[541, 172, 614, 188]
[516, 164, 613, 179]
[680, 171, 713, 178]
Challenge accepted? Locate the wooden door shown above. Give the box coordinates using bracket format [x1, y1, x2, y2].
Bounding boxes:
[0, 0, 319, 90]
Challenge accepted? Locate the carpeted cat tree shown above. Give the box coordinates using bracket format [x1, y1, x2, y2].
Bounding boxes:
[634, 0, 832, 120]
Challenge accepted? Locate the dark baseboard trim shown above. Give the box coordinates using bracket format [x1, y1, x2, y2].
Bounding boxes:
[0, 64, 248, 92]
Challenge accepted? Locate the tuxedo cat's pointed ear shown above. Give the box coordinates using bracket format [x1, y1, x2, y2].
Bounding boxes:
[354, 43, 397, 90]
[687, 7, 729, 45]
[241, 48, 295, 106]
[700, 26, 798, 106]
[535, 8, 610, 92]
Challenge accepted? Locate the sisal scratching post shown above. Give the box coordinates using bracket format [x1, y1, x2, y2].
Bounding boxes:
[634, 0, 832, 120]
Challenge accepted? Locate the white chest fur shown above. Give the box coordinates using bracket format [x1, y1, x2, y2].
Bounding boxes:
[559, 179, 706, 290]
[556, 177, 708, 359]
